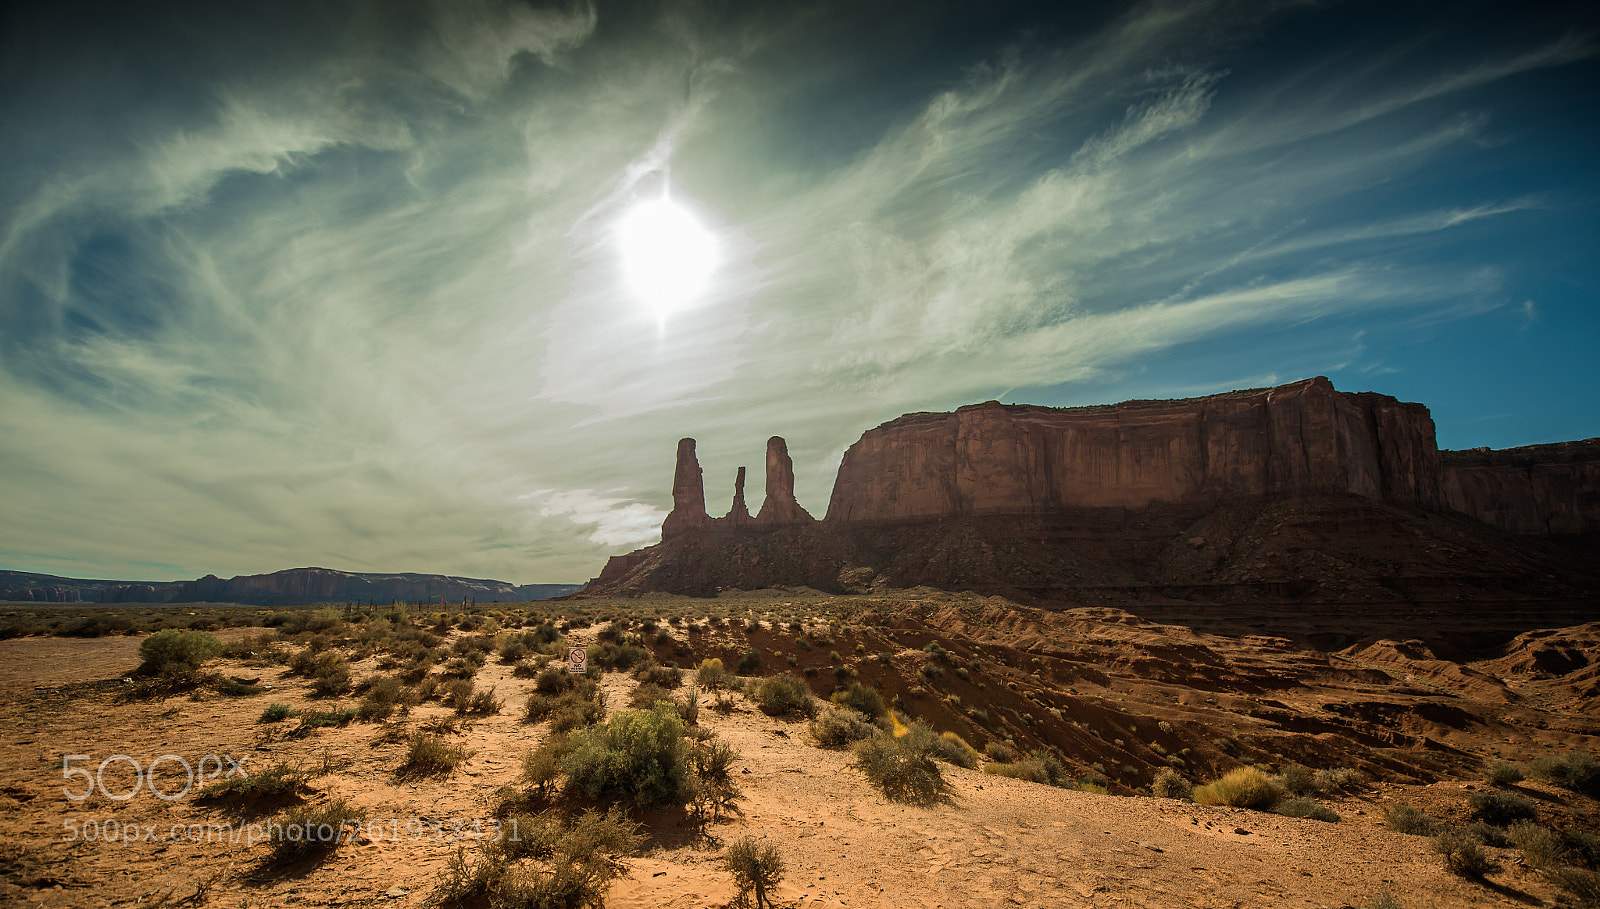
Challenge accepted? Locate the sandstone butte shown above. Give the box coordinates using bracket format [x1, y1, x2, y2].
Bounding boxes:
[585, 376, 1599, 597]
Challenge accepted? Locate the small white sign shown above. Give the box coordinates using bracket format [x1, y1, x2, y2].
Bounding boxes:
[567, 646, 587, 674]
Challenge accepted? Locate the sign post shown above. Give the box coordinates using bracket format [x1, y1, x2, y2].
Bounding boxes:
[567, 646, 587, 675]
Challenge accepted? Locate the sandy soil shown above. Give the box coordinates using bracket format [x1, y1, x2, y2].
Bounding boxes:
[0, 597, 1595, 909]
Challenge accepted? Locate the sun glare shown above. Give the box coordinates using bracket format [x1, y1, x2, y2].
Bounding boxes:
[617, 196, 719, 317]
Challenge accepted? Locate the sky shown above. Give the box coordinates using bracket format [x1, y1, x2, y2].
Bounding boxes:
[2, 0, 1596, 584]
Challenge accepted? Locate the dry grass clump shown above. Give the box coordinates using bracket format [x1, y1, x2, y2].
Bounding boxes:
[723, 837, 784, 909]
[1152, 767, 1191, 800]
[524, 678, 607, 733]
[852, 735, 952, 806]
[633, 661, 682, 688]
[399, 732, 471, 777]
[1192, 767, 1281, 810]
[1384, 803, 1442, 836]
[1274, 797, 1340, 823]
[268, 798, 363, 865]
[1434, 829, 1499, 879]
[195, 762, 308, 807]
[810, 707, 880, 749]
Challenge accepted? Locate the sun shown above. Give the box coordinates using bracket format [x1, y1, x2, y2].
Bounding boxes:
[617, 196, 719, 317]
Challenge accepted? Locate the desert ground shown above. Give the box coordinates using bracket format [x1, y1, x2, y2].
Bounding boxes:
[1, 589, 1596, 908]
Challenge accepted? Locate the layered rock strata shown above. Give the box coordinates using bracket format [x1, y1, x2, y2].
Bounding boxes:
[826, 377, 1443, 523]
[1443, 439, 1600, 536]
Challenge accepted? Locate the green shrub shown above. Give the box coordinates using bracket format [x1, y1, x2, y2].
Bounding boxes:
[521, 734, 573, 798]
[852, 735, 951, 805]
[1275, 797, 1340, 822]
[630, 682, 674, 709]
[1152, 767, 1191, 800]
[269, 798, 362, 864]
[1468, 790, 1536, 826]
[1384, 803, 1442, 837]
[829, 682, 887, 719]
[1276, 763, 1315, 795]
[751, 674, 817, 718]
[1192, 767, 1281, 810]
[633, 662, 682, 688]
[562, 704, 691, 808]
[137, 629, 224, 675]
[432, 806, 641, 909]
[590, 640, 648, 671]
[1485, 760, 1525, 786]
[260, 703, 295, 723]
[1465, 822, 1510, 848]
[295, 708, 356, 731]
[736, 649, 762, 675]
[1532, 751, 1600, 797]
[525, 679, 607, 734]
[400, 733, 471, 777]
[810, 707, 880, 749]
[1435, 829, 1498, 878]
[723, 837, 784, 909]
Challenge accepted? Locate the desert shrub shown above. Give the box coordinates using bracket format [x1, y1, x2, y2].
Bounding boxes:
[916, 729, 977, 769]
[723, 837, 784, 909]
[686, 737, 742, 822]
[1469, 790, 1537, 826]
[309, 660, 352, 697]
[400, 733, 471, 777]
[562, 704, 691, 808]
[260, 703, 295, 722]
[630, 682, 674, 709]
[1532, 751, 1600, 797]
[1152, 767, 1191, 800]
[751, 673, 817, 718]
[1385, 803, 1442, 836]
[1074, 772, 1110, 794]
[829, 682, 887, 719]
[1192, 767, 1281, 811]
[633, 662, 682, 688]
[1564, 829, 1600, 869]
[1548, 867, 1600, 905]
[696, 658, 738, 690]
[60, 615, 136, 637]
[984, 758, 1050, 784]
[1314, 767, 1364, 792]
[137, 629, 224, 675]
[442, 677, 476, 710]
[356, 674, 406, 722]
[1364, 891, 1404, 909]
[534, 663, 576, 695]
[1466, 822, 1511, 848]
[852, 735, 951, 805]
[433, 806, 642, 909]
[521, 734, 574, 799]
[269, 797, 362, 864]
[464, 686, 502, 716]
[590, 640, 648, 671]
[196, 761, 309, 806]
[1275, 763, 1316, 796]
[1486, 760, 1525, 786]
[736, 649, 762, 675]
[1275, 797, 1340, 822]
[984, 741, 1017, 763]
[810, 707, 880, 749]
[680, 688, 700, 726]
[295, 708, 356, 731]
[1435, 829, 1498, 878]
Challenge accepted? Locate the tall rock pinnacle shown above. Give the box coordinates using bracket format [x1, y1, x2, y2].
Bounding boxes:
[722, 465, 754, 526]
[755, 436, 815, 526]
[661, 438, 712, 541]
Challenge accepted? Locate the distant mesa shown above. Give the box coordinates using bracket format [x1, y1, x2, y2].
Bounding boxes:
[0, 567, 580, 607]
[585, 376, 1600, 600]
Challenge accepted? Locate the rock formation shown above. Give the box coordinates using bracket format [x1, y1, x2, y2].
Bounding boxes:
[1442, 439, 1600, 536]
[720, 466, 754, 527]
[660, 438, 711, 541]
[755, 436, 815, 526]
[826, 377, 1443, 522]
[588, 377, 1598, 599]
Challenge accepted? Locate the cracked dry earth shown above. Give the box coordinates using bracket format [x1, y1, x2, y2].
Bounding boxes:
[0, 623, 1589, 909]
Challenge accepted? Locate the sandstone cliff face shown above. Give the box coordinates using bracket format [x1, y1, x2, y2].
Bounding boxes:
[660, 438, 711, 541]
[755, 436, 815, 526]
[826, 377, 1445, 522]
[1443, 439, 1600, 536]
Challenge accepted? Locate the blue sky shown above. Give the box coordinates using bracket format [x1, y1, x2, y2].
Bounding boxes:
[1, 0, 1596, 583]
